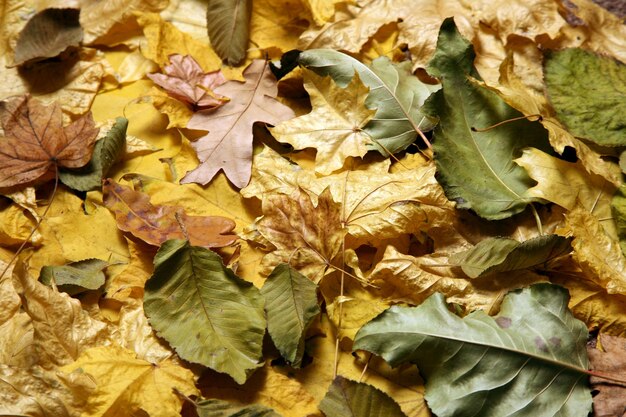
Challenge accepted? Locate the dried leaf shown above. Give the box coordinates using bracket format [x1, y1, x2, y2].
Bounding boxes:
[587, 334, 626, 417]
[613, 185, 626, 256]
[183, 59, 295, 188]
[206, 0, 252, 66]
[60, 344, 199, 417]
[13, 8, 82, 66]
[271, 70, 376, 175]
[39, 258, 109, 296]
[0, 95, 98, 189]
[144, 240, 266, 384]
[319, 376, 406, 417]
[196, 398, 282, 417]
[147, 54, 228, 108]
[103, 179, 237, 248]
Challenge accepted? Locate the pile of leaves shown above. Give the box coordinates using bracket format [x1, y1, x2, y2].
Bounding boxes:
[1, 0, 626, 416]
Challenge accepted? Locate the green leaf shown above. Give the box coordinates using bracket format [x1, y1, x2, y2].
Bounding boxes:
[206, 0, 252, 66]
[449, 235, 573, 278]
[59, 117, 127, 192]
[612, 185, 626, 257]
[544, 48, 626, 147]
[424, 18, 551, 220]
[39, 258, 108, 295]
[298, 49, 439, 156]
[143, 239, 265, 384]
[196, 398, 282, 417]
[318, 376, 406, 417]
[354, 284, 591, 417]
[261, 264, 320, 368]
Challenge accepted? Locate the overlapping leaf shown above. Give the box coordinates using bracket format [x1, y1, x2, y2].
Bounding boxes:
[319, 376, 406, 417]
[196, 398, 282, 417]
[354, 284, 592, 417]
[143, 240, 266, 383]
[206, 0, 252, 66]
[39, 258, 108, 295]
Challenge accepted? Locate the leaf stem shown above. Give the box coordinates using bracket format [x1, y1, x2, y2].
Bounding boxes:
[530, 203, 543, 236]
[471, 114, 543, 132]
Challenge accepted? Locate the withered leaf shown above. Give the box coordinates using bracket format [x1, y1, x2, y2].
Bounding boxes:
[206, 0, 252, 66]
[588, 334, 626, 417]
[13, 8, 82, 66]
[0, 95, 98, 189]
[103, 179, 237, 248]
[182, 59, 295, 188]
[147, 54, 228, 108]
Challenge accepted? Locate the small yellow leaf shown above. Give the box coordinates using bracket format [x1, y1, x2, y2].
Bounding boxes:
[61, 345, 198, 417]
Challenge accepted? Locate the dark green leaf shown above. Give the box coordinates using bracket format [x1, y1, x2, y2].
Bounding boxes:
[261, 264, 320, 368]
[424, 18, 551, 220]
[206, 0, 252, 66]
[144, 240, 265, 384]
[354, 284, 591, 417]
[544, 48, 626, 147]
[298, 49, 439, 156]
[39, 258, 108, 295]
[318, 376, 406, 417]
[60, 117, 127, 192]
[196, 398, 282, 417]
[450, 235, 573, 278]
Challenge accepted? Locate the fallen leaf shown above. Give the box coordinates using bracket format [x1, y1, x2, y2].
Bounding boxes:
[544, 48, 626, 147]
[261, 264, 320, 368]
[613, 185, 626, 256]
[425, 18, 551, 220]
[147, 54, 227, 108]
[103, 179, 237, 248]
[59, 117, 127, 192]
[587, 333, 626, 417]
[195, 397, 282, 417]
[354, 284, 592, 417]
[206, 0, 252, 66]
[13, 8, 82, 66]
[39, 258, 109, 296]
[0, 95, 98, 189]
[271, 70, 376, 174]
[144, 239, 266, 384]
[319, 376, 406, 417]
[60, 344, 199, 417]
[250, 0, 310, 58]
[0, 312, 35, 368]
[183, 59, 295, 188]
[253, 187, 344, 282]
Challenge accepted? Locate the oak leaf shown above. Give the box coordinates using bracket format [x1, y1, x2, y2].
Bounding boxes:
[147, 54, 228, 108]
[270, 70, 376, 175]
[183, 59, 295, 188]
[103, 179, 237, 248]
[0, 95, 98, 189]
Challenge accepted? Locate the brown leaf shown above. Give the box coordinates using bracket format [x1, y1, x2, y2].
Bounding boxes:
[182, 59, 295, 188]
[588, 333, 626, 417]
[0, 95, 98, 189]
[103, 179, 237, 248]
[147, 54, 228, 108]
[13, 8, 82, 66]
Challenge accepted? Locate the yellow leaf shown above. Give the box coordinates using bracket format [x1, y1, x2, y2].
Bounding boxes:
[565, 207, 626, 295]
[61, 345, 199, 417]
[148, 87, 194, 129]
[0, 365, 95, 417]
[11, 262, 111, 368]
[271, 70, 376, 175]
[303, 0, 346, 25]
[0, 202, 40, 246]
[516, 147, 618, 239]
[116, 49, 160, 85]
[250, 0, 310, 58]
[105, 237, 155, 301]
[0, 312, 35, 368]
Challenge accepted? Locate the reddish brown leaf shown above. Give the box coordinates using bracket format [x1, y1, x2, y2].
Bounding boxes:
[102, 179, 237, 248]
[147, 54, 228, 108]
[182, 59, 295, 188]
[588, 333, 626, 417]
[0, 95, 98, 189]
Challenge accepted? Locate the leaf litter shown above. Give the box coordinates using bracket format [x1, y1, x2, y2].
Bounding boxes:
[0, 0, 626, 416]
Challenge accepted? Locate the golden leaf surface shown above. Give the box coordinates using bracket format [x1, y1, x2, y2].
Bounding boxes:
[61, 345, 199, 417]
[271, 70, 376, 175]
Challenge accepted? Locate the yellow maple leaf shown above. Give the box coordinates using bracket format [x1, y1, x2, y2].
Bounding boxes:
[61, 345, 198, 417]
[271, 70, 376, 175]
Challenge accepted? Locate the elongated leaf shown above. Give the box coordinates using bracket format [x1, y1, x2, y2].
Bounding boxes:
[354, 284, 591, 417]
[450, 235, 572, 278]
[544, 48, 626, 147]
[196, 398, 282, 417]
[298, 49, 438, 155]
[261, 264, 320, 368]
[39, 258, 108, 295]
[319, 376, 406, 417]
[206, 0, 252, 66]
[143, 240, 265, 384]
[60, 117, 127, 192]
[424, 18, 550, 220]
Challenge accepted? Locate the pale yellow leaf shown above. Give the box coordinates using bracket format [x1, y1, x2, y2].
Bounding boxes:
[0, 312, 35, 368]
[61, 345, 199, 417]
